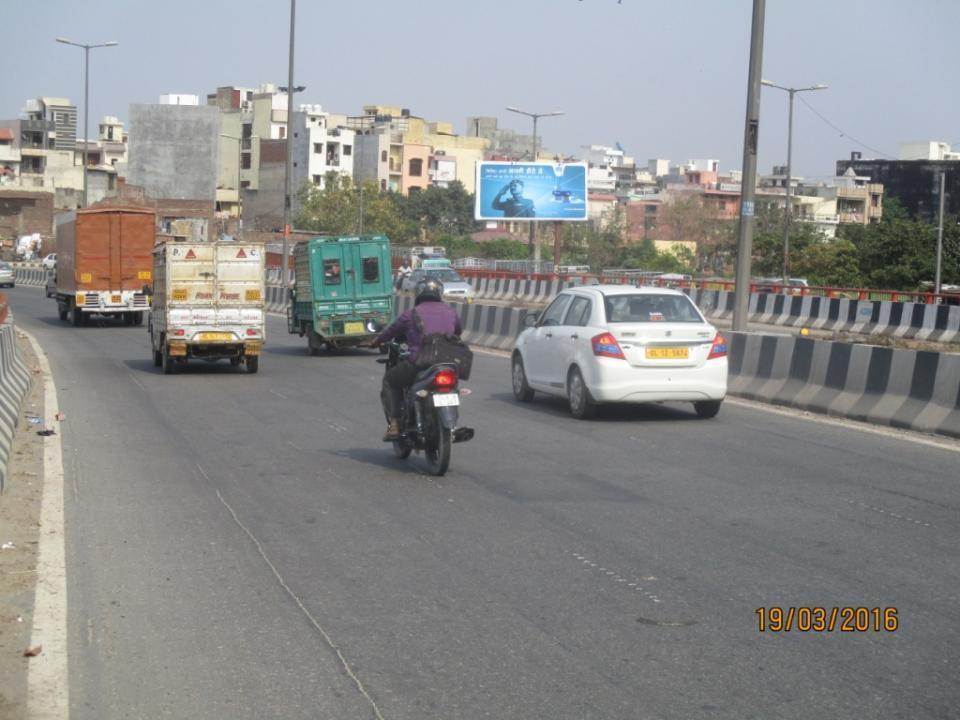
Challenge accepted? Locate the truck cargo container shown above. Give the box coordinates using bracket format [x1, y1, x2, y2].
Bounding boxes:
[287, 235, 393, 353]
[53, 206, 156, 325]
[149, 241, 265, 374]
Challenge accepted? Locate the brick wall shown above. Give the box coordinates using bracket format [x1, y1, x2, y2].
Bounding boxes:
[0, 190, 54, 247]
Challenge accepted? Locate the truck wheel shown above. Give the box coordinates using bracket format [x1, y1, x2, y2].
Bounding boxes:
[153, 349, 162, 368]
[308, 330, 323, 356]
[246, 356, 259, 374]
[58, 304, 68, 321]
[162, 347, 177, 375]
[72, 307, 83, 327]
[230, 357, 241, 367]
[133, 312, 144, 326]
[122, 312, 132, 326]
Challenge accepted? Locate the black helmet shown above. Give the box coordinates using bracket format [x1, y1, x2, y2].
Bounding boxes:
[415, 277, 444, 305]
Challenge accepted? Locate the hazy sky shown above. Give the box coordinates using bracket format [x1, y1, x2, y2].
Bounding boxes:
[4, 0, 958, 179]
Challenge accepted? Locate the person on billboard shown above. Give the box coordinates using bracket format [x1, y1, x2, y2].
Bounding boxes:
[492, 179, 536, 218]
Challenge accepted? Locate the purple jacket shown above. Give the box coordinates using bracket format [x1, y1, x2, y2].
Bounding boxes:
[376, 300, 462, 362]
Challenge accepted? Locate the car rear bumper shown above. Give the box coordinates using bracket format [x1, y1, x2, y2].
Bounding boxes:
[585, 357, 728, 403]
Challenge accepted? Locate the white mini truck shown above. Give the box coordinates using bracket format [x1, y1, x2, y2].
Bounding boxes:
[150, 242, 265, 374]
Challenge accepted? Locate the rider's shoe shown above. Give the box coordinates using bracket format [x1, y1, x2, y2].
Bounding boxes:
[383, 419, 401, 442]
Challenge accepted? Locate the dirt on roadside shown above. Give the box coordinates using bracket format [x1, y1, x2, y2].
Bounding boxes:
[0, 333, 46, 720]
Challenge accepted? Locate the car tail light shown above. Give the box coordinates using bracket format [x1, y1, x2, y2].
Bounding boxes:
[173, 328, 185, 337]
[246, 328, 259, 336]
[708, 334, 727, 360]
[432, 369, 458, 389]
[591, 332, 625, 359]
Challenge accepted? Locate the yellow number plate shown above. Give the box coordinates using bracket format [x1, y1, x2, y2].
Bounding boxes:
[171, 288, 188, 301]
[138, 271, 152, 281]
[245, 289, 262, 302]
[646, 346, 689, 360]
[344, 322, 365, 335]
[111, 294, 122, 304]
[198, 332, 235, 342]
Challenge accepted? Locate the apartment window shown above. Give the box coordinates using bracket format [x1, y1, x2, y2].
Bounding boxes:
[409, 158, 423, 177]
[240, 180, 250, 189]
[343, 145, 351, 156]
[279, 127, 286, 139]
[241, 153, 251, 170]
[242, 124, 252, 139]
[381, 150, 387, 162]
[314, 143, 323, 154]
[313, 174, 322, 184]
[380, 179, 387, 191]
[409, 186, 422, 195]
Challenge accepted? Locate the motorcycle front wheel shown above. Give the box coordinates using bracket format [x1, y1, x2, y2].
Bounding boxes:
[424, 420, 452, 476]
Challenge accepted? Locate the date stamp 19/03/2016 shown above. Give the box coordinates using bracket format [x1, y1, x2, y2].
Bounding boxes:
[756, 607, 899, 633]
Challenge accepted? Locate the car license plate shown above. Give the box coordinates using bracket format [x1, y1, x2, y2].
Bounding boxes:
[646, 346, 689, 360]
[111, 294, 122, 304]
[198, 332, 234, 342]
[432, 393, 460, 407]
[344, 321, 365, 335]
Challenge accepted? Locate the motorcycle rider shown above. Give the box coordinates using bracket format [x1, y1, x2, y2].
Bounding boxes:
[372, 277, 462, 442]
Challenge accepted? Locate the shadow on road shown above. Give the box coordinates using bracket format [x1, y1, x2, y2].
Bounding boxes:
[122, 358, 251, 376]
[322, 446, 443, 479]
[487, 392, 702, 423]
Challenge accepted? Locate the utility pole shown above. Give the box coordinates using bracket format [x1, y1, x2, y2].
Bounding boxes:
[935, 169, 946, 295]
[732, 0, 766, 331]
[761, 79, 828, 286]
[282, 0, 296, 300]
[55, 37, 118, 208]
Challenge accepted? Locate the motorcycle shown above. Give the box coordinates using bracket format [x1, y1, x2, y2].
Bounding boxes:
[377, 339, 475, 476]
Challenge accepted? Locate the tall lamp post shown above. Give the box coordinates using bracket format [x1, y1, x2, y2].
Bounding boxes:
[279, 0, 303, 302]
[506, 106, 564, 266]
[220, 133, 258, 238]
[760, 79, 828, 286]
[55, 37, 118, 208]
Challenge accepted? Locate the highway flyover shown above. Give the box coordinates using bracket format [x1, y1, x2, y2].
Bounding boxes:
[6, 285, 959, 720]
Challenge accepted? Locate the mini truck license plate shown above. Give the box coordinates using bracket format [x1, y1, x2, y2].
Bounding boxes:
[646, 346, 689, 360]
[432, 393, 460, 407]
[198, 332, 235, 342]
[344, 321, 365, 335]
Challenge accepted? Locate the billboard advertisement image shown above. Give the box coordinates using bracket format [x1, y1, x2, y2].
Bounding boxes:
[475, 162, 588, 221]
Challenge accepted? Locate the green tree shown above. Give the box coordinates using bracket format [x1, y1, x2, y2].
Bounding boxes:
[478, 237, 528, 260]
[296, 174, 415, 243]
[751, 205, 826, 277]
[793, 238, 861, 287]
[397, 182, 480, 241]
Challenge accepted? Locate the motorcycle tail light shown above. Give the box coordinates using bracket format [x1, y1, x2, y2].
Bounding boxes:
[432, 369, 457, 389]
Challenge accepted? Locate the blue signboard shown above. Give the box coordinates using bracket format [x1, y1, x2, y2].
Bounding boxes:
[475, 162, 588, 222]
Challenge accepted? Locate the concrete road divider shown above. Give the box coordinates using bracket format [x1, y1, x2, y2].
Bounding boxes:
[13, 266, 47, 287]
[728, 331, 960, 438]
[0, 303, 33, 491]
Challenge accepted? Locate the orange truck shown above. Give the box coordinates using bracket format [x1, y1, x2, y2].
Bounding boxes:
[53, 206, 156, 326]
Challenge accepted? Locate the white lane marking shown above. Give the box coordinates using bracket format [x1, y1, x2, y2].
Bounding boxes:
[569, 551, 660, 604]
[23, 328, 69, 720]
[203, 465, 385, 720]
[286, 440, 303, 451]
[842, 498, 933, 528]
[269, 389, 288, 400]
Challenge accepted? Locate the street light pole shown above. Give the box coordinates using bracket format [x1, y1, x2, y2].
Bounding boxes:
[55, 37, 118, 208]
[935, 170, 946, 295]
[761, 79, 828, 286]
[282, 0, 297, 300]
[732, 0, 766, 332]
[506, 106, 564, 267]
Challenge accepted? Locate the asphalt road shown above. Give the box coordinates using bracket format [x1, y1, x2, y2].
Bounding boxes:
[7, 285, 960, 720]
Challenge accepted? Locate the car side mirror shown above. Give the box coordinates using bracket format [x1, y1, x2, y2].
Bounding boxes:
[523, 312, 539, 328]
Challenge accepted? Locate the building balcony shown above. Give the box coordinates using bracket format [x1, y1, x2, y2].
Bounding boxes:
[838, 212, 865, 224]
[0, 147, 20, 163]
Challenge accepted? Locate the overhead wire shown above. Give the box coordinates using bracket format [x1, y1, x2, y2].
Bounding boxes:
[796, 95, 894, 159]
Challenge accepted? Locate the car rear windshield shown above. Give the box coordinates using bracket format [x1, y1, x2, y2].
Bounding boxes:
[603, 294, 703, 323]
[427, 269, 463, 283]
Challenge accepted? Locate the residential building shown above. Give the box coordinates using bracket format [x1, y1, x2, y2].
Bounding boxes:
[837, 149, 958, 221]
[127, 103, 219, 205]
[648, 158, 670, 178]
[898, 141, 960, 161]
[465, 116, 541, 161]
[292, 105, 355, 192]
[0, 189, 54, 251]
[429, 151, 458, 188]
[240, 139, 285, 232]
[0, 128, 19, 184]
[159, 94, 200, 106]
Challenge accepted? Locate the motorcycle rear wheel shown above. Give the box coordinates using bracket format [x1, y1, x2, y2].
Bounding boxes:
[424, 423, 452, 476]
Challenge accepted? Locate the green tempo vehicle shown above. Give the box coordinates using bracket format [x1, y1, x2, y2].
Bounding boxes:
[287, 235, 394, 353]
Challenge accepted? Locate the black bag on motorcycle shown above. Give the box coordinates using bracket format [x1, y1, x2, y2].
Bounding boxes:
[412, 309, 473, 381]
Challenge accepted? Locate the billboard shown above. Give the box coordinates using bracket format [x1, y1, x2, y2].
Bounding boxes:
[475, 162, 588, 221]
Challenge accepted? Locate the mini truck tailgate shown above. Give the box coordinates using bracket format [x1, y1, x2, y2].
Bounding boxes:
[216, 244, 264, 307]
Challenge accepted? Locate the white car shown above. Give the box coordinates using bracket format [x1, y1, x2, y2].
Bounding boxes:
[42, 253, 57, 269]
[401, 268, 475, 303]
[510, 285, 728, 419]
